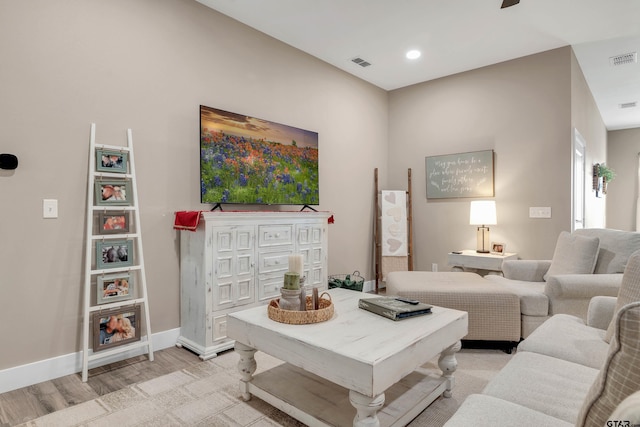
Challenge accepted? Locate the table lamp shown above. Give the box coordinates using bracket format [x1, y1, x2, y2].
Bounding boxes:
[470, 200, 497, 253]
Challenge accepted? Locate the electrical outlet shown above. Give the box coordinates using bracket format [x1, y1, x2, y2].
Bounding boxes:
[432, 263, 438, 272]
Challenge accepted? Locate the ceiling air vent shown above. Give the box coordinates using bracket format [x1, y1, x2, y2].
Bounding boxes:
[351, 57, 372, 68]
[610, 52, 637, 66]
[619, 101, 637, 109]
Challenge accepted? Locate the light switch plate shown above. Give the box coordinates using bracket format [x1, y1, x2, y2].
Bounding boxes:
[529, 206, 551, 218]
[43, 199, 58, 218]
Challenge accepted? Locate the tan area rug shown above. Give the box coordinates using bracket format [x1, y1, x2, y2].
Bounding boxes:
[17, 348, 512, 427]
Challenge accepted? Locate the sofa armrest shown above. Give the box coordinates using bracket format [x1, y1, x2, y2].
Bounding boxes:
[502, 260, 551, 281]
[545, 273, 622, 298]
[543, 274, 621, 318]
[586, 296, 617, 329]
[608, 390, 640, 426]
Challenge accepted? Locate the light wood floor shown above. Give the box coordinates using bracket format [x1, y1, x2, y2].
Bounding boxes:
[0, 346, 204, 427]
[2, 290, 382, 426]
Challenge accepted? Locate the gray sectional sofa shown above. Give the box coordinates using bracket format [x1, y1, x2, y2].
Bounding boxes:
[485, 228, 640, 337]
[388, 229, 640, 344]
[444, 250, 640, 427]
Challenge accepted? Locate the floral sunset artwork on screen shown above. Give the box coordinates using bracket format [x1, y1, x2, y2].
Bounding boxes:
[200, 105, 319, 206]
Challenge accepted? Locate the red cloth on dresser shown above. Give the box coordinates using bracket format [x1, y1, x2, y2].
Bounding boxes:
[173, 211, 202, 231]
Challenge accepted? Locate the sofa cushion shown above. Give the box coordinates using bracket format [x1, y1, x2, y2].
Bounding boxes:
[574, 229, 640, 274]
[443, 394, 573, 427]
[484, 275, 549, 316]
[577, 302, 640, 427]
[482, 352, 599, 423]
[517, 314, 608, 369]
[605, 249, 640, 342]
[543, 231, 599, 281]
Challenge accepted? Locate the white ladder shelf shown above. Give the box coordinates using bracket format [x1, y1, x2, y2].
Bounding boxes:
[81, 123, 154, 382]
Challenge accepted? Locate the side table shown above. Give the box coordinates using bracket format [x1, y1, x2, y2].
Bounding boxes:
[447, 249, 517, 275]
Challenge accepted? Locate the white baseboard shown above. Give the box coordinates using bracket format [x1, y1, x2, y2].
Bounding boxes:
[0, 327, 181, 394]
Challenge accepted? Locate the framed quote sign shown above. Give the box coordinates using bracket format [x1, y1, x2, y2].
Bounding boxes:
[425, 149, 494, 199]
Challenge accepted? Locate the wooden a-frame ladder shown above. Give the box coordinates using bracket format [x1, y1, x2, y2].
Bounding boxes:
[81, 123, 153, 382]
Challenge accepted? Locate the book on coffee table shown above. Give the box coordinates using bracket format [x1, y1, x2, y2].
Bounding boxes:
[358, 297, 432, 321]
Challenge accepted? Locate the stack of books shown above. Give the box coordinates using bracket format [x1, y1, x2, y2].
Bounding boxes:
[358, 296, 432, 321]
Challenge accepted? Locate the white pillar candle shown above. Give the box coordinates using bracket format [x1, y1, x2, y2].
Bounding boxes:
[288, 254, 304, 277]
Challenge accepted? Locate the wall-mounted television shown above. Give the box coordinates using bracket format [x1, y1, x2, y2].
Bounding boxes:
[200, 105, 319, 207]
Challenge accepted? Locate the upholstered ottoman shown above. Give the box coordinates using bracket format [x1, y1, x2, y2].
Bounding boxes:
[386, 271, 521, 344]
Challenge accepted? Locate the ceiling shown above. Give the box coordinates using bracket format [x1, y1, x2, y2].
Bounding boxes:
[197, 0, 640, 131]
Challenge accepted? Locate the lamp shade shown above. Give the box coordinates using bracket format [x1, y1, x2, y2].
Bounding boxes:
[470, 201, 497, 225]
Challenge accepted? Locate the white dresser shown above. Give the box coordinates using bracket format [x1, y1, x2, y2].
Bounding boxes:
[177, 211, 330, 359]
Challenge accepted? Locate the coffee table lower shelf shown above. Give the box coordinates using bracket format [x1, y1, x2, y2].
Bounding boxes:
[247, 363, 447, 427]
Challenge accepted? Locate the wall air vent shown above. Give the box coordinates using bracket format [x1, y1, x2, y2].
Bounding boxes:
[610, 52, 637, 66]
[619, 101, 637, 109]
[351, 57, 372, 67]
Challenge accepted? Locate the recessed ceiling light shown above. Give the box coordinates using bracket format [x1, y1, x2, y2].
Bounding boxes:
[406, 50, 421, 60]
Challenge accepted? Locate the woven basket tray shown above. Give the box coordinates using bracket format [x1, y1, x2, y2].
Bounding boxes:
[268, 292, 333, 325]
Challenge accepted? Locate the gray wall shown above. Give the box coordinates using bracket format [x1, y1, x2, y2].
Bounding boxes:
[607, 128, 640, 231]
[0, 0, 388, 371]
[388, 47, 607, 272]
[0, 0, 608, 375]
[571, 50, 608, 229]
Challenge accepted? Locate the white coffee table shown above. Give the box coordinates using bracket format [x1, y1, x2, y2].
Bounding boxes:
[227, 288, 468, 427]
